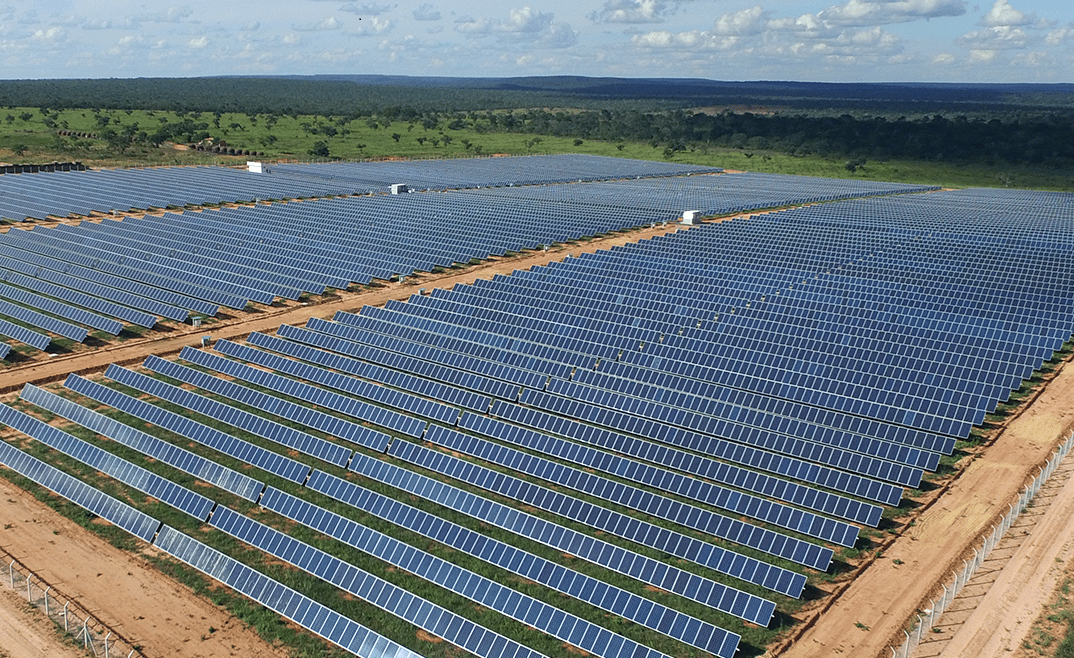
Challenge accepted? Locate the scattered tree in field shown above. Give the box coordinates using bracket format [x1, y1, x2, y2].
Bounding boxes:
[309, 141, 330, 158]
[391, 133, 401, 142]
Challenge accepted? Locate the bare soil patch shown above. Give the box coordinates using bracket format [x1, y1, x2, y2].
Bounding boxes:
[780, 356, 1074, 658]
[0, 480, 290, 658]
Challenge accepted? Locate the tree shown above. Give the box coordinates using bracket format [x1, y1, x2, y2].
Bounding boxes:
[309, 141, 330, 158]
[391, 133, 401, 142]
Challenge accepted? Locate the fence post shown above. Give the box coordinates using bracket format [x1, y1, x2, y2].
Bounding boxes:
[26, 575, 31, 602]
[44, 586, 50, 618]
[64, 601, 69, 632]
[104, 631, 111, 658]
[83, 618, 89, 649]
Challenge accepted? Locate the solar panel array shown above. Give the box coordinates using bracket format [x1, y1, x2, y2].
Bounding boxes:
[2, 170, 1067, 658]
[0, 159, 939, 356]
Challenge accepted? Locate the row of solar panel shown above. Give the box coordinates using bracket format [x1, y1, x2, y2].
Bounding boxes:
[268, 478, 685, 658]
[202, 337, 865, 550]
[331, 305, 931, 483]
[297, 468, 749, 650]
[63, 374, 312, 484]
[10, 381, 745, 657]
[283, 317, 905, 503]
[348, 448, 803, 601]
[8, 380, 749, 657]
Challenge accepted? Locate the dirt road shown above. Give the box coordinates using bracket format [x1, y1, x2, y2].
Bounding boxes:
[782, 358, 1074, 658]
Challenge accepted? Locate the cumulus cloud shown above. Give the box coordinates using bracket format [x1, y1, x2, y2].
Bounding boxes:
[957, 25, 1032, 49]
[293, 16, 343, 31]
[413, 3, 442, 21]
[455, 6, 576, 48]
[818, 0, 967, 27]
[979, 0, 1033, 27]
[340, 3, 395, 15]
[134, 5, 193, 24]
[31, 26, 66, 42]
[711, 6, 769, 36]
[589, 0, 667, 25]
[351, 16, 395, 35]
[457, 6, 554, 34]
[187, 35, 209, 48]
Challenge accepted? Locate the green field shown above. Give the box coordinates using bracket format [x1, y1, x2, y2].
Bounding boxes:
[2, 106, 1071, 191]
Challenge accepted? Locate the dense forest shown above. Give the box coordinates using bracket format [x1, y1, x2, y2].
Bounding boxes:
[2, 75, 1073, 178]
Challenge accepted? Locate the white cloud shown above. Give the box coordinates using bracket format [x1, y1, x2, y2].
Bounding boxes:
[457, 6, 553, 35]
[413, 3, 442, 21]
[188, 35, 209, 48]
[932, 51, 957, 63]
[340, 3, 395, 16]
[711, 6, 769, 36]
[818, 0, 967, 27]
[31, 26, 66, 42]
[957, 25, 1032, 48]
[293, 16, 343, 31]
[351, 16, 395, 36]
[590, 0, 667, 25]
[979, 0, 1032, 27]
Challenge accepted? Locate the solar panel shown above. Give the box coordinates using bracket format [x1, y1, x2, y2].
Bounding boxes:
[144, 354, 390, 452]
[107, 361, 353, 468]
[0, 433, 161, 542]
[262, 486, 711, 658]
[18, 384, 264, 501]
[210, 505, 546, 658]
[62, 374, 311, 484]
[152, 525, 422, 658]
[0, 403, 214, 520]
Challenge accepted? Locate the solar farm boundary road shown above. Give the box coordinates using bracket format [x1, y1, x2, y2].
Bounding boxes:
[0, 220, 700, 392]
[777, 351, 1074, 658]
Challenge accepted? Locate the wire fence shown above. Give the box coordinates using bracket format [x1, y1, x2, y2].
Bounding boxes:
[890, 429, 1074, 658]
[1, 547, 144, 658]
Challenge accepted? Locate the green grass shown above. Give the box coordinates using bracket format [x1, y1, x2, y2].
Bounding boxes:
[2, 106, 1072, 191]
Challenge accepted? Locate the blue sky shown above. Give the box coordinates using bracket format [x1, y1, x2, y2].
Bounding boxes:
[0, 1, 1070, 82]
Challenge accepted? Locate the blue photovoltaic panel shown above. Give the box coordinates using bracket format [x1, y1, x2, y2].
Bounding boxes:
[217, 336, 491, 414]
[0, 341, 9, 359]
[423, 424, 836, 566]
[459, 410, 864, 543]
[0, 298, 88, 342]
[107, 361, 352, 468]
[19, 384, 264, 502]
[491, 399, 893, 519]
[0, 435, 160, 543]
[0, 265, 158, 328]
[177, 346, 428, 439]
[62, 374, 311, 484]
[313, 465, 764, 638]
[344, 453, 783, 616]
[151, 525, 423, 658]
[210, 505, 547, 658]
[145, 354, 390, 452]
[277, 468, 751, 645]
[0, 317, 51, 350]
[246, 331, 503, 410]
[262, 486, 709, 658]
[521, 388, 923, 489]
[0, 403, 215, 521]
[277, 323, 528, 398]
[209, 339, 462, 425]
[0, 281, 123, 335]
[384, 439, 808, 596]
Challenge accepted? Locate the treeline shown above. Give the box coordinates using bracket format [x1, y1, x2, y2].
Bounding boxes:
[4, 76, 1074, 169]
[483, 109, 1074, 167]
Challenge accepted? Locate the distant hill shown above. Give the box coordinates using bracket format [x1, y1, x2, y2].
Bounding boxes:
[2, 74, 1072, 115]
